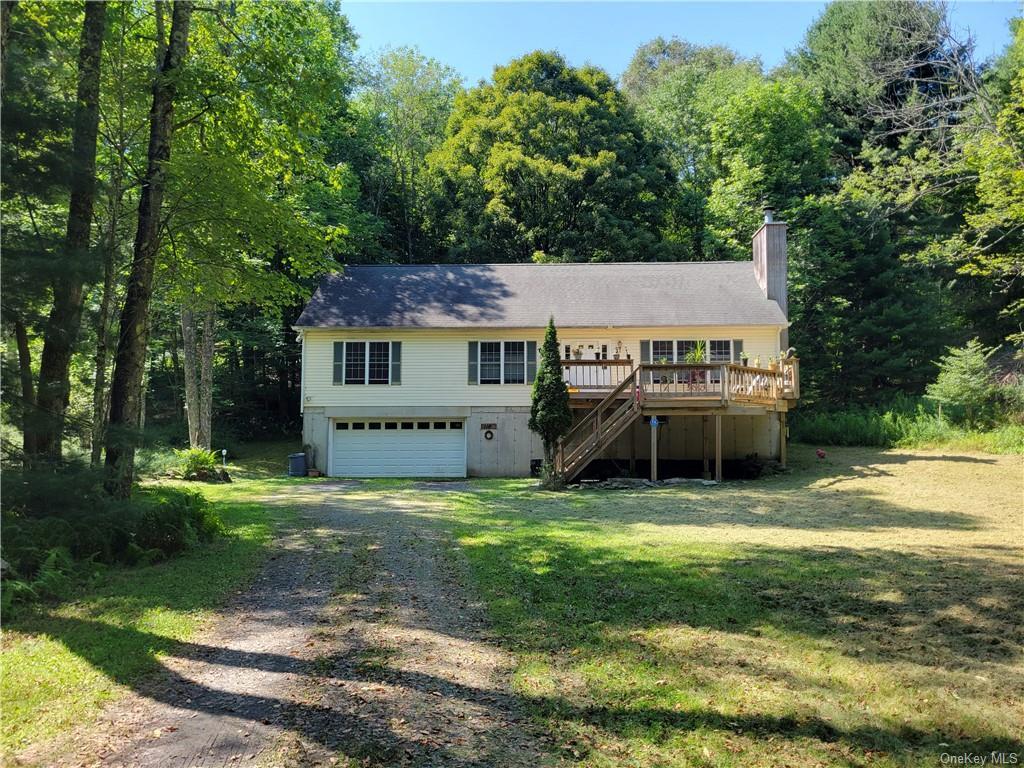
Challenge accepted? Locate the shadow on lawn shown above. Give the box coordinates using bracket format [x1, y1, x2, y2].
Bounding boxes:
[478, 541, 1021, 666]
[10, 480, 1023, 765]
[16, 589, 1024, 765]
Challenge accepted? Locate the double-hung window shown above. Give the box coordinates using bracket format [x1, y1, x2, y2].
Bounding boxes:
[469, 340, 537, 385]
[479, 341, 502, 384]
[503, 341, 526, 384]
[344, 342, 366, 384]
[333, 341, 402, 385]
[368, 341, 390, 384]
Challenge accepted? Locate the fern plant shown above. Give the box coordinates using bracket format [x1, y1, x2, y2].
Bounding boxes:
[175, 448, 218, 478]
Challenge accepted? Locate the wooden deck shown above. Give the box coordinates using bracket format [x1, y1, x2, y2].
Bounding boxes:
[561, 359, 799, 410]
[554, 357, 800, 482]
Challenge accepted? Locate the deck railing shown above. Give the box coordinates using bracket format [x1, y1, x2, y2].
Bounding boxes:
[561, 359, 634, 391]
[561, 359, 798, 406]
[726, 364, 783, 405]
[639, 363, 726, 399]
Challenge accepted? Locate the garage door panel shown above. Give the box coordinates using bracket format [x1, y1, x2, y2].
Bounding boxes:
[330, 420, 466, 478]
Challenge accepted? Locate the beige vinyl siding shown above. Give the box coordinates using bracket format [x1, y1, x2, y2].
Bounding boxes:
[301, 326, 783, 410]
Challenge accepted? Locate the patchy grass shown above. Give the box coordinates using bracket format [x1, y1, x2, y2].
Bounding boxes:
[4, 442, 1021, 767]
[0, 441, 304, 758]
[426, 445, 1024, 767]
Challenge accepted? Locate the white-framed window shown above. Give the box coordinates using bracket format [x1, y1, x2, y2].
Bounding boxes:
[504, 341, 526, 384]
[333, 341, 402, 385]
[479, 341, 502, 384]
[468, 340, 537, 385]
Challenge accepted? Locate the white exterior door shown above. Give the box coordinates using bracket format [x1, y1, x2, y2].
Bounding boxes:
[329, 419, 466, 478]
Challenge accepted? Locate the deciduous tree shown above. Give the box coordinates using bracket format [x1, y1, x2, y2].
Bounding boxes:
[427, 51, 674, 263]
[105, 0, 194, 497]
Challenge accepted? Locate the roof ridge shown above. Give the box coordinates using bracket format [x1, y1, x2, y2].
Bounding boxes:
[338, 260, 752, 269]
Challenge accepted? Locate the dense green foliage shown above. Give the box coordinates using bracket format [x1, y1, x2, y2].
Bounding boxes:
[2, 467, 220, 596]
[427, 51, 675, 262]
[1, 0, 1021, 492]
[791, 402, 1024, 454]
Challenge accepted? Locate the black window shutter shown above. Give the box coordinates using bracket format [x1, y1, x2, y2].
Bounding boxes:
[468, 341, 478, 385]
[333, 342, 344, 385]
[391, 341, 402, 384]
[526, 341, 538, 383]
[640, 340, 651, 364]
[732, 340, 744, 363]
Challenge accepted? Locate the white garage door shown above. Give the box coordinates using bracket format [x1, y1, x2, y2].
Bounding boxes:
[330, 419, 466, 478]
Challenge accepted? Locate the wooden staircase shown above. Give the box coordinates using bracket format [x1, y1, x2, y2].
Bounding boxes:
[555, 367, 641, 482]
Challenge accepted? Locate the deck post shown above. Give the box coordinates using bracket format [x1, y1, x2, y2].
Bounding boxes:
[630, 425, 637, 476]
[650, 418, 658, 481]
[779, 411, 787, 468]
[702, 415, 710, 480]
[714, 414, 722, 482]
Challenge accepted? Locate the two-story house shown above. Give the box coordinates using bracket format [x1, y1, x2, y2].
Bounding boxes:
[295, 214, 799, 480]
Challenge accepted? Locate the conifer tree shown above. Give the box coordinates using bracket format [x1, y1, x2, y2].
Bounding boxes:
[529, 317, 572, 482]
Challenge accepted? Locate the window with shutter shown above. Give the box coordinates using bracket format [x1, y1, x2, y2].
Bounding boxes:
[479, 342, 501, 384]
[503, 341, 525, 383]
[368, 341, 390, 384]
[345, 342, 366, 384]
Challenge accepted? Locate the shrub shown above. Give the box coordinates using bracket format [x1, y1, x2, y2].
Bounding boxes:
[791, 398, 1024, 455]
[925, 339, 999, 427]
[175, 447, 218, 478]
[1, 465, 222, 607]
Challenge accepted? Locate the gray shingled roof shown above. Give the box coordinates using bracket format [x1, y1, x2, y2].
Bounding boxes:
[295, 262, 788, 329]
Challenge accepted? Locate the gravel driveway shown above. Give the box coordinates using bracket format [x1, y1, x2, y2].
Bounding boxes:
[49, 483, 550, 768]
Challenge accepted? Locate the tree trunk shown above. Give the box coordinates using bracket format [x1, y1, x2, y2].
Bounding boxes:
[105, 1, 193, 497]
[180, 306, 200, 446]
[198, 307, 214, 450]
[278, 311, 292, 420]
[32, 1, 107, 462]
[14, 317, 34, 461]
[90, 176, 123, 467]
[1, 1, 16, 96]
[180, 305, 214, 450]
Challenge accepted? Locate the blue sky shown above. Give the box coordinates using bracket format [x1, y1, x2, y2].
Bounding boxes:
[342, 1, 1020, 85]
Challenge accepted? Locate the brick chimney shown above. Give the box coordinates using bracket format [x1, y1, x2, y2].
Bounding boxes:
[752, 207, 788, 346]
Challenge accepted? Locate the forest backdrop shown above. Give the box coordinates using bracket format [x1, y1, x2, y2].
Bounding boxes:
[2, 0, 1022, 492]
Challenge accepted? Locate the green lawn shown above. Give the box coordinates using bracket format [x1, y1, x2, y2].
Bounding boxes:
[430, 446, 1023, 767]
[0, 440, 303, 757]
[3, 443, 1021, 767]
